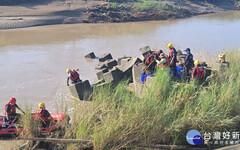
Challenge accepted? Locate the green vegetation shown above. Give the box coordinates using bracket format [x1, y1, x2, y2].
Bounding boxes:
[133, 1, 181, 12]
[66, 50, 240, 149]
[107, 1, 181, 12]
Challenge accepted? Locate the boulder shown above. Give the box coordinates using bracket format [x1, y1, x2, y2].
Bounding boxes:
[139, 46, 151, 56]
[69, 80, 93, 100]
[99, 53, 113, 62]
[103, 67, 123, 83]
[85, 52, 96, 59]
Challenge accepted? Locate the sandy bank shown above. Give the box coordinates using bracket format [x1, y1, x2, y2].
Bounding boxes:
[0, 0, 239, 30]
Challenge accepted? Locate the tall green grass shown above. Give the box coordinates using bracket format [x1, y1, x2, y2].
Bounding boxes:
[67, 50, 240, 149]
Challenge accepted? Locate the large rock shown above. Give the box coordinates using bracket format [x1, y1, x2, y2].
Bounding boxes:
[99, 53, 113, 62]
[103, 67, 123, 83]
[69, 80, 93, 100]
[85, 52, 96, 59]
[139, 46, 151, 56]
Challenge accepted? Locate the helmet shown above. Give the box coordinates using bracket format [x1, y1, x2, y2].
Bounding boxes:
[66, 68, 71, 73]
[194, 60, 200, 66]
[167, 43, 173, 49]
[9, 97, 16, 104]
[38, 103, 45, 108]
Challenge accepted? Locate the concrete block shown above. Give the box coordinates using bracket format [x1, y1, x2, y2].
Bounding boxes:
[104, 59, 118, 69]
[120, 58, 131, 68]
[132, 62, 144, 85]
[122, 58, 143, 73]
[139, 46, 151, 55]
[103, 67, 123, 83]
[177, 50, 183, 55]
[177, 54, 186, 60]
[118, 56, 131, 65]
[95, 63, 107, 70]
[85, 52, 96, 59]
[69, 80, 93, 100]
[204, 67, 212, 78]
[99, 53, 113, 62]
[96, 68, 108, 80]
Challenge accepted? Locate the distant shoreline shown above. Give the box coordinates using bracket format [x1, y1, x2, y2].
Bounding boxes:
[0, 0, 239, 30]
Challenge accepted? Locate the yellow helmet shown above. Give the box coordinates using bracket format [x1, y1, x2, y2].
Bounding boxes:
[167, 43, 173, 49]
[66, 68, 71, 73]
[194, 60, 200, 66]
[38, 103, 45, 108]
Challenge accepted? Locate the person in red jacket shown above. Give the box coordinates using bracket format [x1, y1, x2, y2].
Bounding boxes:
[191, 60, 204, 81]
[4, 97, 24, 122]
[66, 68, 82, 86]
[35, 103, 53, 127]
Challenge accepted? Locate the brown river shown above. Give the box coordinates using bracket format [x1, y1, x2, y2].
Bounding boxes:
[0, 11, 240, 114]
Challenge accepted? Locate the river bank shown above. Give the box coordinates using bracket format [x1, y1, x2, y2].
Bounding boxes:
[0, 0, 240, 30]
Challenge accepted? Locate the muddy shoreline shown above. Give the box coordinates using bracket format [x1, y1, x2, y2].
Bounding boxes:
[0, 0, 239, 29]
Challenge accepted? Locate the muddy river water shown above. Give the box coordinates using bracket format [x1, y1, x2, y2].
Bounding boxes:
[0, 11, 240, 113]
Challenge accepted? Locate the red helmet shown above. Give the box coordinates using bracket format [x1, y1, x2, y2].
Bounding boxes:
[9, 97, 16, 104]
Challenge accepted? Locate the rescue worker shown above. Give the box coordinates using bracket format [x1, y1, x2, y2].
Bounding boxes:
[167, 43, 177, 76]
[35, 103, 53, 127]
[184, 48, 193, 76]
[143, 51, 156, 73]
[191, 60, 204, 81]
[66, 68, 82, 86]
[156, 53, 170, 68]
[4, 97, 24, 122]
[154, 49, 163, 61]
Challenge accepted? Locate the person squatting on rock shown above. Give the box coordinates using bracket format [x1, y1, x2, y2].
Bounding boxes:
[35, 103, 53, 127]
[156, 53, 170, 68]
[184, 48, 193, 76]
[191, 60, 204, 82]
[4, 97, 24, 123]
[66, 68, 82, 86]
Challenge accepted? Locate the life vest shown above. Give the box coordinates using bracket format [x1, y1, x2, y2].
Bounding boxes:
[169, 48, 176, 60]
[70, 70, 79, 81]
[157, 57, 170, 68]
[35, 109, 49, 122]
[4, 103, 16, 115]
[191, 66, 204, 79]
[145, 52, 154, 66]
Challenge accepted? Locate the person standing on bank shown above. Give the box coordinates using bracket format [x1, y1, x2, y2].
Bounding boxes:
[167, 43, 177, 76]
[184, 48, 193, 76]
[66, 68, 82, 86]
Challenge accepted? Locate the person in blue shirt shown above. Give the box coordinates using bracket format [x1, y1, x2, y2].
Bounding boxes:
[184, 48, 193, 76]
